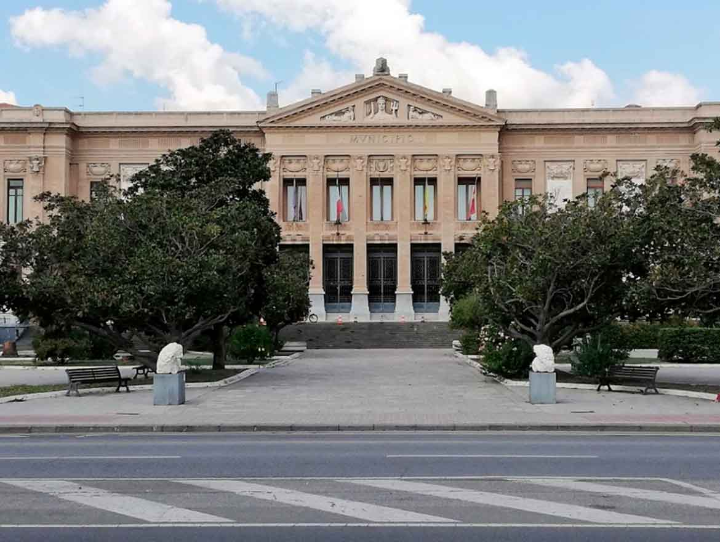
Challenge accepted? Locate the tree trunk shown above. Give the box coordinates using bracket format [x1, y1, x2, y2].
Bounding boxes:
[212, 323, 227, 370]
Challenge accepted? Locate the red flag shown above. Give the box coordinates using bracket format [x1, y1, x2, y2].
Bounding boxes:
[336, 194, 344, 221]
[468, 185, 477, 218]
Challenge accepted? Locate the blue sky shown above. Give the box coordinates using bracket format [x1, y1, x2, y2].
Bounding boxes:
[1, 0, 718, 111]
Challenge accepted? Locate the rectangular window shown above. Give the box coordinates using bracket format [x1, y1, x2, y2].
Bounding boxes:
[370, 178, 393, 221]
[6, 179, 23, 224]
[457, 178, 480, 221]
[414, 178, 437, 221]
[587, 177, 604, 208]
[327, 178, 350, 222]
[284, 178, 307, 222]
[514, 178, 532, 215]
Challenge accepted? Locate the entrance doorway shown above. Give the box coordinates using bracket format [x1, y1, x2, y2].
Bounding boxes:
[368, 245, 397, 313]
[411, 244, 441, 312]
[324, 245, 353, 312]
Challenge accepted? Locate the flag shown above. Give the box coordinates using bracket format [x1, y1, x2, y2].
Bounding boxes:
[423, 185, 429, 219]
[296, 187, 303, 221]
[468, 184, 477, 218]
[336, 190, 344, 221]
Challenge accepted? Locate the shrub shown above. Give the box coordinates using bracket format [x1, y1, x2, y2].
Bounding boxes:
[228, 324, 274, 363]
[450, 294, 485, 331]
[32, 328, 116, 363]
[459, 332, 480, 355]
[658, 328, 720, 363]
[481, 339, 534, 379]
[571, 331, 629, 378]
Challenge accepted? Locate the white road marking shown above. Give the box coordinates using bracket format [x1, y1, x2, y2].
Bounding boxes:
[177, 479, 455, 523]
[665, 480, 720, 502]
[386, 454, 598, 459]
[523, 479, 720, 510]
[1, 523, 719, 529]
[1, 480, 231, 523]
[0, 456, 181, 460]
[348, 479, 674, 525]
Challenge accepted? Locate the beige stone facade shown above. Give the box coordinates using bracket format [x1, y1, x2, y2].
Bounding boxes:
[2, 61, 719, 321]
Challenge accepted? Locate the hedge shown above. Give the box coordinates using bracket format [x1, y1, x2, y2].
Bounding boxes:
[658, 328, 720, 363]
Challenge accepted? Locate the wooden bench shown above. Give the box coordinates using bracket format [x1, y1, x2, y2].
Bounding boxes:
[133, 365, 155, 379]
[66, 366, 131, 396]
[597, 365, 660, 395]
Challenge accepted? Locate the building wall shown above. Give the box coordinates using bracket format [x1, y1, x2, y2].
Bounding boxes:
[2, 91, 719, 322]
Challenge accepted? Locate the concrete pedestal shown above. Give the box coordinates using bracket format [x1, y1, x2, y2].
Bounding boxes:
[529, 371, 556, 404]
[350, 291, 371, 322]
[394, 291, 415, 322]
[153, 372, 186, 406]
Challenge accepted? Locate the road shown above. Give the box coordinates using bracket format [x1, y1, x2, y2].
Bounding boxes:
[0, 432, 719, 541]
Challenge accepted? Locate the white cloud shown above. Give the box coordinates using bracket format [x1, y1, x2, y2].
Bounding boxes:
[632, 70, 703, 106]
[281, 52, 355, 106]
[216, 0, 616, 108]
[0, 90, 17, 105]
[10, 0, 267, 110]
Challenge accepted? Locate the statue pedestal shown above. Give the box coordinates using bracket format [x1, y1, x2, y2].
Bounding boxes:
[529, 371, 556, 404]
[153, 372, 186, 406]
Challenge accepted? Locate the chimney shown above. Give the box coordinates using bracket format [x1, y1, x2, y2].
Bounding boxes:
[355, 74, 365, 82]
[311, 89, 322, 98]
[267, 90, 279, 111]
[399, 74, 409, 82]
[485, 89, 497, 110]
[442, 88, 453, 97]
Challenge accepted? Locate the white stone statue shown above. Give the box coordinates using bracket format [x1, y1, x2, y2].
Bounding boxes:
[530, 344, 555, 373]
[156, 342, 184, 374]
[367, 96, 398, 121]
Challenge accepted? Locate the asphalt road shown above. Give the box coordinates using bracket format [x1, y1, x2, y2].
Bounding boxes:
[0, 432, 719, 541]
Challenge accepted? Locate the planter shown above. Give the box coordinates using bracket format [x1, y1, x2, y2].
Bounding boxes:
[529, 371, 556, 404]
[153, 372, 186, 405]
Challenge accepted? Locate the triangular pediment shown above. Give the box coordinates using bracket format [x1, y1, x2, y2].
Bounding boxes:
[259, 76, 506, 128]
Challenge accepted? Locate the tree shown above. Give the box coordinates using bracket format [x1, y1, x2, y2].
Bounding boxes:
[261, 251, 312, 349]
[0, 134, 281, 369]
[442, 191, 640, 351]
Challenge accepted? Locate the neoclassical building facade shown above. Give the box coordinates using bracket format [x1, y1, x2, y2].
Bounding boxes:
[1, 59, 719, 322]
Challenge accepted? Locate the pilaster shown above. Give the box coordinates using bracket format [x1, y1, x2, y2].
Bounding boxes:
[308, 154, 326, 321]
[350, 155, 370, 321]
[394, 153, 414, 320]
[482, 154, 502, 218]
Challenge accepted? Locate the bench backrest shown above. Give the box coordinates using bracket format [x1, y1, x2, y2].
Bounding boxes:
[66, 366, 121, 382]
[608, 366, 659, 378]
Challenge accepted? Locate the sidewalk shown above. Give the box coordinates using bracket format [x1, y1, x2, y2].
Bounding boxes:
[0, 349, 719, 433]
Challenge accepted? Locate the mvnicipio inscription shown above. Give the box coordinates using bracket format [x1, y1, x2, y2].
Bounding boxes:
[348, 134, 422, 145]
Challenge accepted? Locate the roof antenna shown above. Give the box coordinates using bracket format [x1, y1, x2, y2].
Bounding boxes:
[274, 81, 283, 93]
[75, 96, 85, 111]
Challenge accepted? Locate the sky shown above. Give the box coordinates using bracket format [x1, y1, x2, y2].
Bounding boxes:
[1, 0, 718, 112]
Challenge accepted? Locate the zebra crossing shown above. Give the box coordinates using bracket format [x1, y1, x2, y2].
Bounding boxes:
[0, 477, 719, 528]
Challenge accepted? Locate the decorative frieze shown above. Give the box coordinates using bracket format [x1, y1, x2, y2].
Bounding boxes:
[408, 105, 442, 121]
[484, 155, 498, 172]
[354, 156, 366, 171]
[546, 161, 574, 208]
[456, 156, 483, 173]
[119, 164, 148, 189]
[413, 156, 437, 174]
[87, 163, 111, 177]
[281, 157, 307, 175]
[398, 156, 409, 172]
[583, 159, 607, 174]
[617, 161, 646, 182]
[325, 157, 350, 173]
[511, 160, 535, 174]
[657, 158, 680, 170]
[3, 159, 27, 174]
[546, 161, 574, 180]
[321, 106, 355, 122]
[310, 155, 322, 172]
[442, 155, 454, 172]
[369, 157, 394, 174]
[28, 156, 45, 174]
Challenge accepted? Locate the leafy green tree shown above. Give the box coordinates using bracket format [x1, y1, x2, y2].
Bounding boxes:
[442, 191, 640, 351]
[0, 134, 281, 369]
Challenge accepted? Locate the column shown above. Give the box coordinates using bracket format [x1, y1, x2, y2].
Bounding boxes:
[394, 154, 414, 321]
[438, 154, 456, 321]
[308, 154, 326, 321]
[481, 154, 502, 218]
[349, 155, 370, 321]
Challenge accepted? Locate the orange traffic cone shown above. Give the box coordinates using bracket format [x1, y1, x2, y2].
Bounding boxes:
[337, 315, 343, 325]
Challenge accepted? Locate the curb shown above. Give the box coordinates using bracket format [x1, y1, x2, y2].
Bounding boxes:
[454, 352, 720, 402]
[0, 353, 301, 404]
[1, 423, 719, 435]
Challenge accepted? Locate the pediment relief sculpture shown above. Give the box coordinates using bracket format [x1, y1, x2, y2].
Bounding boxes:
[369, 157, 394, 174]
[321, 106, 355, 122]
[413, 156, 437, 173]
[584, 159, 607, 173]
[87, 163, 111, 177]
[617, 161, 646, 180]
[546, 162, 574, 180]
[512, 160, 536, 174]
[282, 157, 307, 174]
[3, 159, 26, 174]
[365, 96, 399, 122]
[657, 158, 679, 170]
[325, 157, 350, 173]
[408, 105, 443, 121]
[457, 156, 483, 173]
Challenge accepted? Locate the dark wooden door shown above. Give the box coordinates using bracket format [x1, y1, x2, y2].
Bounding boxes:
[368, 246, 397, 313]
[324, 246, 353, 312]
[411, 245, 441, 312]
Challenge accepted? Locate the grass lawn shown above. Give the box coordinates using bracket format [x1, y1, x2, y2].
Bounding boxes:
[0, 369, 246, 399]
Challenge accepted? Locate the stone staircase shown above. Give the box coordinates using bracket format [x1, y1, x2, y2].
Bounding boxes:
[279, 322, 461, 349]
